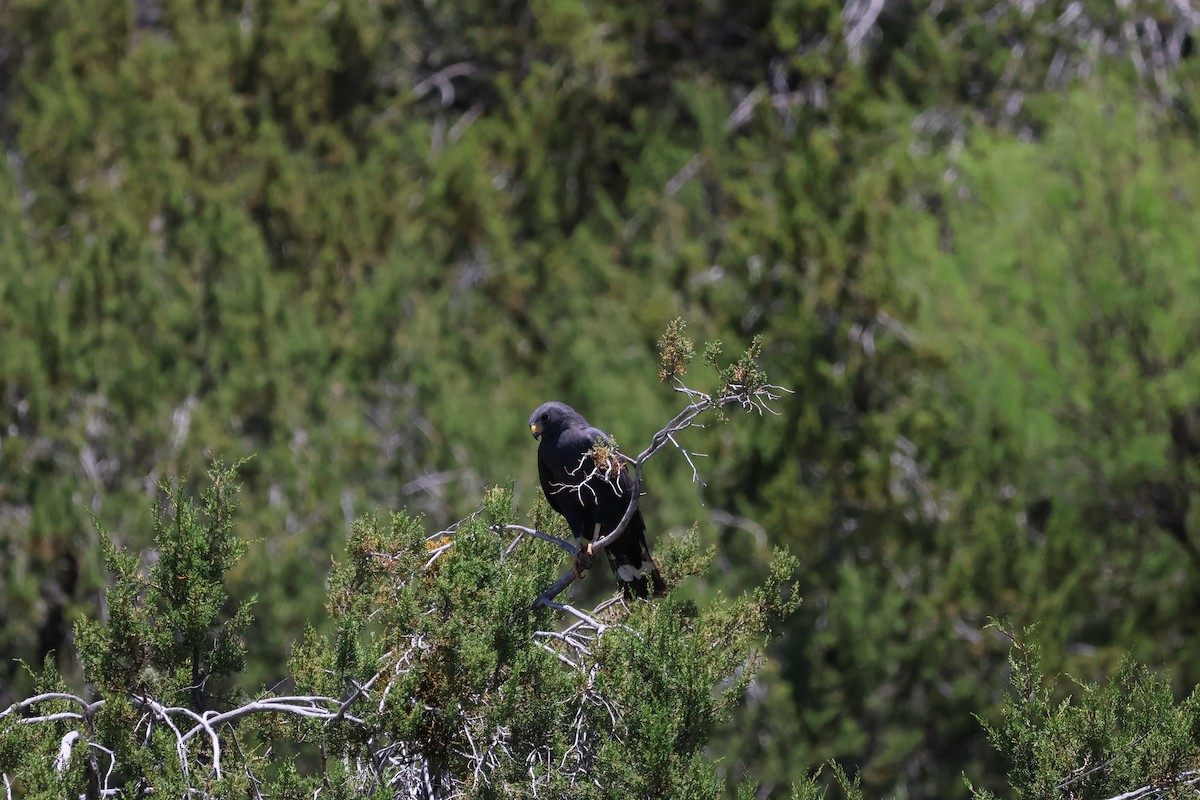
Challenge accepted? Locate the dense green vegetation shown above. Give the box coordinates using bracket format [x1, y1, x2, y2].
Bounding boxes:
[3, 0, 1200, 796]
[2, 462, 805, 797]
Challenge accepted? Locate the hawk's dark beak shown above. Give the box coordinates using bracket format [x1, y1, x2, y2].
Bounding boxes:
[530, 423, 541, 439]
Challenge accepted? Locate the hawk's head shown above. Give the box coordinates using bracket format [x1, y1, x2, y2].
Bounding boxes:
[529, 401, 584, 440]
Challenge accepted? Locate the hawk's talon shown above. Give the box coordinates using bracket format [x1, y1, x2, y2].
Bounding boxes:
[573, 546, 593, 579]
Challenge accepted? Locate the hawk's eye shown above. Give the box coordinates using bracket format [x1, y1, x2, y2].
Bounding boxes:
[540, 412, 549, 422]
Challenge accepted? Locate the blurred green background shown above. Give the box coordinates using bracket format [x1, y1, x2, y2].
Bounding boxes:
[2, 1, 1200, 796]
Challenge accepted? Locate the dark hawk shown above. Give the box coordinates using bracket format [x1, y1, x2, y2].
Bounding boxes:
[529, 401, 666, 599]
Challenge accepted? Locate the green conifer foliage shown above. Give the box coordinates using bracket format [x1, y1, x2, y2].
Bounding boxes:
[974, 625, 1200, 800]
[2, 462, 801, 797]
[4, 0, 1200, 796]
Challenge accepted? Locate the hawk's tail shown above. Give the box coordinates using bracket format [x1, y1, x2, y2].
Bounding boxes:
[615, 561, 666, 600]
[606, 514, 667, 600]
